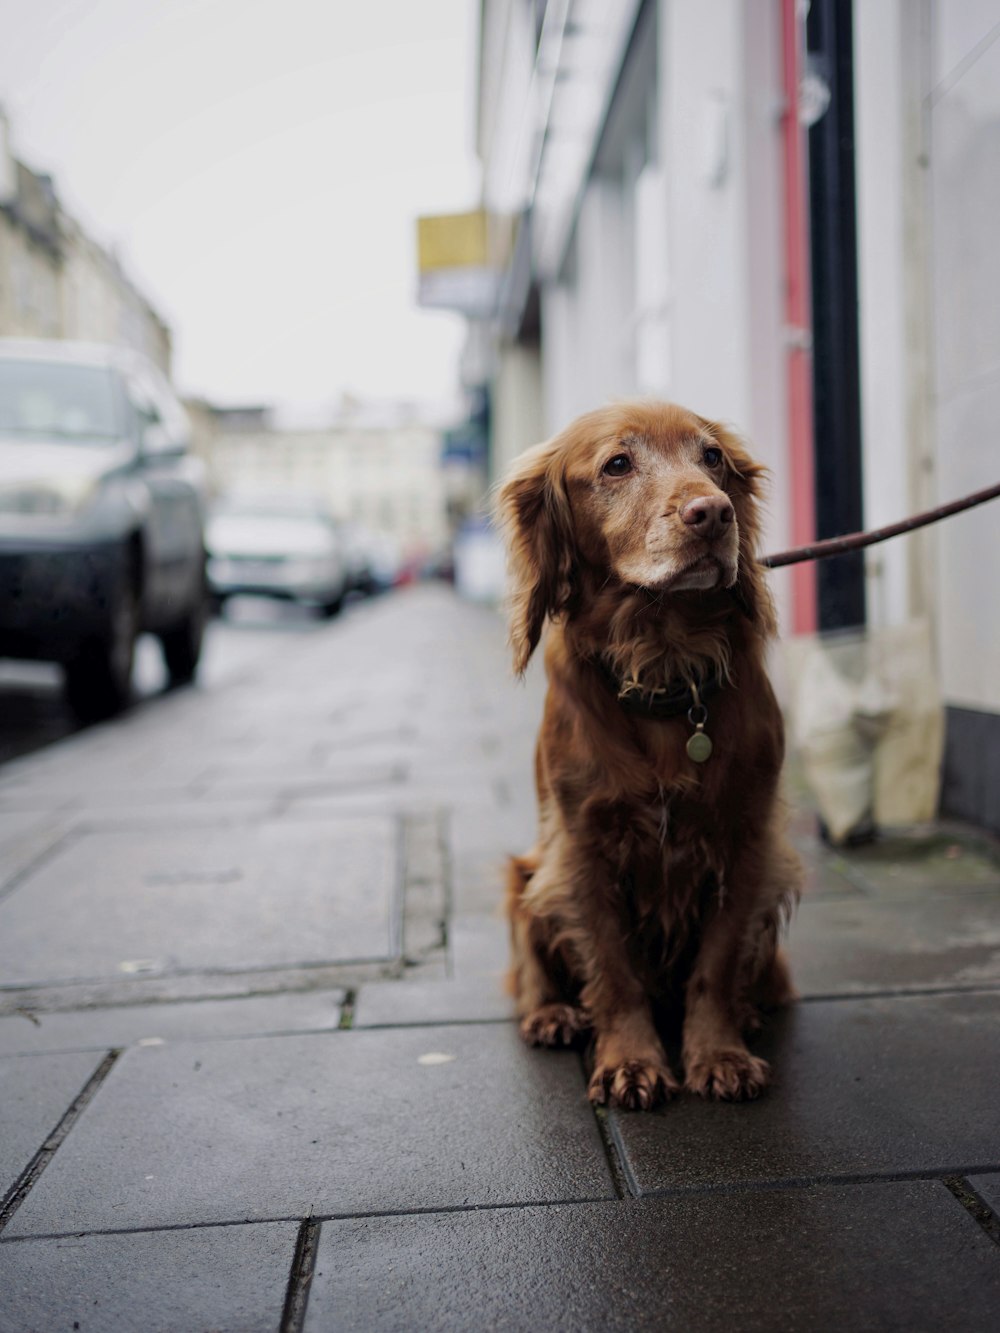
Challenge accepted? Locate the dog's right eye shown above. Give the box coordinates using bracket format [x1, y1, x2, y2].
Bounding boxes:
[603, 455, 633, 477]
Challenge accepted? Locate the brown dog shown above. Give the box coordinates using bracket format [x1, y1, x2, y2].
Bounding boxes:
[497, 401, 802, 1110]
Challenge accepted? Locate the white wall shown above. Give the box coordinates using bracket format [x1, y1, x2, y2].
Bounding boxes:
[853, 0, 1000, 715]
[927, 0, 1000, 712]
[541, 176, 636, 435]
[854, 0, 931, 631]
[479, 0, 537, 217]
[657, 0, 792, 620]
[493, 342, 544, 475]
[739, 0, 794, 626]
[537, 0, 792, 625]
[659, 0, 751, 425]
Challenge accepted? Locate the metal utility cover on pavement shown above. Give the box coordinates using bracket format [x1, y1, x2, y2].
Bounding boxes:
[0, 817, 398, 986]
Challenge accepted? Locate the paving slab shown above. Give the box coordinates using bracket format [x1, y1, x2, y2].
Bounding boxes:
[0, 745, 206, 794]
[449, 912, 510, 981]
[609, 992, 1000, 1193]
[786, 893, 1000, 994]
[968, 1172, 1000, 1215]
[0, 990, 344, 1056]
[449, 803, 536, 914]
[836, 831, 1000, 896]
[195, 763, 404, 802]
[58, 797, 279, 830]
[197, 745, 415, 782]
[354, 977, 512, 1028]
[0, 783, 207, 812]
[395, 773, 505, 808]
[0, 1221, 297, 1332]
[275, 791, 417, 821]
[798, 852, 865, 898]
[0, 817, 398, 986]
[0, 810, 73, 892]
[0, 1051, 103, 1199]
[304, 1181, 1000, 1333]
[8, 1025, 612, 1236]
[314, 723, 418, 752]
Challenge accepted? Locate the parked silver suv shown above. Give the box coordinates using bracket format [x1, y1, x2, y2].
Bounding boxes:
[0, 339, 208, 718]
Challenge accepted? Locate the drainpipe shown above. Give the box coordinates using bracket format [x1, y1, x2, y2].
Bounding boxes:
[780, 0, 818, 635]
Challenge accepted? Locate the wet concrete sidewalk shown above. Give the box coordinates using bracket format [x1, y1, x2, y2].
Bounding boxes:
[0, 585, 998, 1331]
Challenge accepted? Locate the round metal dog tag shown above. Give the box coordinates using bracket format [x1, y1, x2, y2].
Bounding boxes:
[686, 731, 713, 762]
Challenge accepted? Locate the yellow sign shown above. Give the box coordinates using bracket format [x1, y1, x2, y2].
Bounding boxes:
[417, 211, 488, 273]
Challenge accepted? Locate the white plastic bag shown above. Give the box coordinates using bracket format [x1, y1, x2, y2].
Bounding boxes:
[785, 620, 943, 843]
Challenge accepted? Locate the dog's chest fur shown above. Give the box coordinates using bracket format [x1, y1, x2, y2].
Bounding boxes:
[609, 788, 726, 996]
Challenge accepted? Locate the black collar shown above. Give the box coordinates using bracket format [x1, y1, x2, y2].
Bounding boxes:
[597, 660, 723, 719]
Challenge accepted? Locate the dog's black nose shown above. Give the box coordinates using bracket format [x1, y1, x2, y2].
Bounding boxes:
[680, 495, 734, 539]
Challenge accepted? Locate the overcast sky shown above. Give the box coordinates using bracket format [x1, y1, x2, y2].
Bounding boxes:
[0, 0, 481, 416]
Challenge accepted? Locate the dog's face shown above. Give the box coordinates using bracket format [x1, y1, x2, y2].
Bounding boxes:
[561, 406, 740, 595]
[497, 401, 769, 671]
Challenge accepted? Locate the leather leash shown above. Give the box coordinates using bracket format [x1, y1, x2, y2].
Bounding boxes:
[760, 480, 1000, 569]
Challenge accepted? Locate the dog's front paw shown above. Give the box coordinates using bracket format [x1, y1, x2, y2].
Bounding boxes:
[684, 1048, 770, 1101]
[519, 1003, 590, 1048]
[588, 1058, 679, 1111]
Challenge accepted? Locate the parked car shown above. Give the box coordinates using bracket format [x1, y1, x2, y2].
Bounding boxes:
[362, 529, 403, 592]
[340, 521, 378, 597]
[0, 338, 209, 719]
[206, 494, 349, 617]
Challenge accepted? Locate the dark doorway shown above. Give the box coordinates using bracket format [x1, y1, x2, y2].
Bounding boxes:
[807, 0, 866, 631]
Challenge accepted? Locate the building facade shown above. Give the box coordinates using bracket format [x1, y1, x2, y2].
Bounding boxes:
[0, 109, 171, 373]
[191, 403, 452, 560]
[469, 0, 1000, 833]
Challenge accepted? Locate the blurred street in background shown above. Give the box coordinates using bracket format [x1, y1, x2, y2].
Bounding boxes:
[0, 597, 332, 766]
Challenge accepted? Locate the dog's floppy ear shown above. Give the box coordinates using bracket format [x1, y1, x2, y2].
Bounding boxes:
[701, 420, 777, 638]
[495, 436, 576, 673]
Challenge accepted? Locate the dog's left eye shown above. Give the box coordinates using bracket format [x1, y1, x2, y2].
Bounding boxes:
[703, 446, 723, 467]
[603, 455, 633, 477]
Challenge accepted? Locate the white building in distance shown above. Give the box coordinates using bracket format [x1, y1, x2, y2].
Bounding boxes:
[188, 399, 452, 559]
